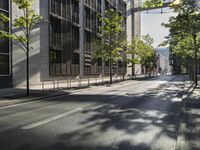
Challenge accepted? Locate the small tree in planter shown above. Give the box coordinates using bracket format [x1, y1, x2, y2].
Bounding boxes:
[94, 9, 124, 84]
[0, 0, 43, 95]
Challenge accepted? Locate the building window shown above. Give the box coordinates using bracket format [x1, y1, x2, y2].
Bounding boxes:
[49, 50, 62, 75]
[0, 0, 9, 10]
[50, 17, 61, 48]
[72, 1, 79, 24]
[97, 0, 101, 13]
[66, 0, 71, 20]
[97, 58, 102, 66]
[72, 25, 79, 52]
[0, 55, 9, 75]
[0, 1, 9, 76]
[72, 53, 80, 65]
[62, 20, 71, 50]
[0, 39, 9, 53]
[105, 60, 109, 67]
[51, 0, 61, 16]
[85, 31, 92, 53]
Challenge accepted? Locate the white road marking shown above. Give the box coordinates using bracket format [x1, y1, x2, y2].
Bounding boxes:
[110, 92, 127, 99]
[21, 107, 83, 130]
[0, 100, 44, 110]
[0, 93, 73, 110]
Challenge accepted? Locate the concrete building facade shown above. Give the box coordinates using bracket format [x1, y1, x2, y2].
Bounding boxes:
[0, 0, 141, 88]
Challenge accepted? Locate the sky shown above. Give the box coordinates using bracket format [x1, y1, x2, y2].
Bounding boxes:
[141, 8, 176, 48]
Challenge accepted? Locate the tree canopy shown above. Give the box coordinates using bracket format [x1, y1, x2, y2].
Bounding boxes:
[162, 0, 200, 85]
[94, 9, 124, 83]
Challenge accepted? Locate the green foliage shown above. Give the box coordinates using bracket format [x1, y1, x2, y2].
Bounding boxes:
[0, 0, 43, 53]
[13, 0, 32, 9]
[126, 35, 155, 67]
[143, 0, 163, 9]
[94, 9, 124, 61]
[0, 0, 43, 95]
[142, 33, 154, 47]
[163, 4, 200, 59]
[163, 0, 200, 84]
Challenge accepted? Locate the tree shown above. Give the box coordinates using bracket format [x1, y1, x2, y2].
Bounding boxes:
[117, 35, 129, 80]
[163, 0, 200, 86]
[126, 35, 156, 76]
[143, 0, 163, 9]
[0, 0, 43, 95]
[94, 9, 124, 84]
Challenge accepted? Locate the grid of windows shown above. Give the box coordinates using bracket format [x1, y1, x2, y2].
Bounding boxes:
[84, 0, 101, 75]
[50, 0, 80, 76]
[49, 0, 127, 76]
[0, 0, 9, 76]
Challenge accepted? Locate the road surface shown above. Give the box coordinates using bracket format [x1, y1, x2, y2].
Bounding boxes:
[0, 75, 187, 150]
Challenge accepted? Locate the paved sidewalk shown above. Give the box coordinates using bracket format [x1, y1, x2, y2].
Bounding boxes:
[177, 81, 200, 150]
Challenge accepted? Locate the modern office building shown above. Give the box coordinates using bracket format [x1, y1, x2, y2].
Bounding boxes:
[0, 0, 11, 88]
[0, 0, 141, 88]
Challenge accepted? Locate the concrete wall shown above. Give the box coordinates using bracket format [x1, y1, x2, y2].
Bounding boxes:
[126, 0, 142, 76]
[12, 0, 49, 87]
[126, 0, 134, 76]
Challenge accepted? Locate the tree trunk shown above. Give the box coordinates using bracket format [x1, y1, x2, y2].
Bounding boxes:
[26, 8, 30, 95]
[193, 35, 198, 86]
[109, 58, 112, 84]
[26, 50, 29, 96]
[122, 60, 125, 81]
[194, 49, 198, 86]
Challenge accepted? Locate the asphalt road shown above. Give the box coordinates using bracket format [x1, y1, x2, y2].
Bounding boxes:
[0, 75, 187, 150]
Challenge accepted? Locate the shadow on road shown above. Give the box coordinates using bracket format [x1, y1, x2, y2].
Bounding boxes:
[0, 75, 190, 150]
[40, 80, 183, 150]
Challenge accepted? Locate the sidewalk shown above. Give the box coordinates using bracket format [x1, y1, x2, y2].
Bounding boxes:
[0, 75, 150, 108]
[177, 81, 200, 150]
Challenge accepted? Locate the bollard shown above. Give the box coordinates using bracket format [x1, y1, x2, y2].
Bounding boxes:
[53, 80, 56, 91]
[88, 78, 90, 86]
[67, 79, 69, 88]
[42, 81, 44, 92]
[79, 79, 81, 87]
[57, 81, 59, 90]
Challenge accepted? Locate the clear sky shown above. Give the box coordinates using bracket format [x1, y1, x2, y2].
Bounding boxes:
[141, 8, 175, 48]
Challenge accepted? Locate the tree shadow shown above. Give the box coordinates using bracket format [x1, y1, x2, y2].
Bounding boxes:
[44, 80, 183, 149]
[181, 99, 200, 149]
[0, 76, 187, 150]
[40, 141, 151, 150]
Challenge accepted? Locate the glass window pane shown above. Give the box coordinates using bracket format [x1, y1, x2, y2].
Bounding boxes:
[0, 54, 9, 75]
[0, 39, 9, 53]
[0, 11, 9, 31]
[0, 0, 9, 10]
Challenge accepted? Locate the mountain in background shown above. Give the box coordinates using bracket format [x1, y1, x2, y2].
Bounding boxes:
[155, 47, 169, 59]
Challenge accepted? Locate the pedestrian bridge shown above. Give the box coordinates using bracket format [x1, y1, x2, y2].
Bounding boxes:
[132, 0, 180, 12]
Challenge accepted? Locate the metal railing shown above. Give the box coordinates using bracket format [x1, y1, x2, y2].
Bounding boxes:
[41, 74, 157, 92]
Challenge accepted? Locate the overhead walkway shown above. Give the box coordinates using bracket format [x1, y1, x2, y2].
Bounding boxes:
[132, 0, 180, 12]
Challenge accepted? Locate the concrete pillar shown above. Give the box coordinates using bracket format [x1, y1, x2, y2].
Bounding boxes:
[132, 0, 141, 76]
[79, 0, 84, 78]
[126, 0, 134, 76]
